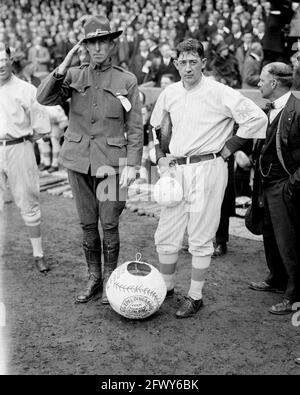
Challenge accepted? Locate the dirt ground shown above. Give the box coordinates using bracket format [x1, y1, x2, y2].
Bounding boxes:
[1, 192, 300, 375]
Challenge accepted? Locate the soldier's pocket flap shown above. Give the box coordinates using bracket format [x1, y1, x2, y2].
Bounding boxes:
[66, 132, 83, 143]
[69, 82, 90, 93]
[104, 88, 128, 96]
[106, 137, 127, 147]
[103, 88, 125, 118]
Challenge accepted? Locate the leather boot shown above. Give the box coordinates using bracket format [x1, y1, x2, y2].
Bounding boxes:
[76, 245, 102, 303]
[102, 240, 119, 305]
[75, 272, 102, 303]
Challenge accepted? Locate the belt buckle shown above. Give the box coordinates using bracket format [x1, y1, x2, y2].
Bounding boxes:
[186, 156, 190, 165]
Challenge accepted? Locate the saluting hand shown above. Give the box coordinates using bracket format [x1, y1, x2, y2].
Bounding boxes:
[57, 39, 84, 74]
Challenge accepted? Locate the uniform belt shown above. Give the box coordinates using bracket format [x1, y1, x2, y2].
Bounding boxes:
[0, 136, 30, 146]
[174, 152, 221, 165]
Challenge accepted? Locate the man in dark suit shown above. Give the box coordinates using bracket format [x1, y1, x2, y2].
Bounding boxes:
[249, 62, 300, 315]
[184, 17, 206, 42]
[130, 40, 151, 85]
[118, 25, 140, 67]
[262, 0, 294, 64]
[145, 42, 180, 87]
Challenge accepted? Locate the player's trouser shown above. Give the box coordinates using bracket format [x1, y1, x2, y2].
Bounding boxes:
[0, 141, 41, 227]
[155, 156, 228, 257]
[37, 135, 61, 167]
[68, 169, 126, 277]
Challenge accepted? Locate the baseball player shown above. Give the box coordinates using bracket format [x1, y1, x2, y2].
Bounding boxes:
[0, 43, 51, 273]
[151, 39, 268, 318]
[37, 105, 68, 172]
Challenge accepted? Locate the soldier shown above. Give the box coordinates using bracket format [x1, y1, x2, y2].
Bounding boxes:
[37, 15, 143, 304]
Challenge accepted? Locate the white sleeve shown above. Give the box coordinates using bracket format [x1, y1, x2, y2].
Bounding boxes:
[28, 86, 51, 137]
[221, 86, 268, 139]
[150, 89, 167, 128]
[54, 105, 68, 123]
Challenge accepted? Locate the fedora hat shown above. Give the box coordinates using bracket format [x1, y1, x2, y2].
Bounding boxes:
[82, 15, 123, 42]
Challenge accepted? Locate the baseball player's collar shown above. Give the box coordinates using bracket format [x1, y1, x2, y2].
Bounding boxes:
[181, 73, 205, 91]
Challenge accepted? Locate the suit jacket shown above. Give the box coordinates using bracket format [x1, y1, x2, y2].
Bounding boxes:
[235, 45, 251, 76]
[145, 56, 180, 86]
[252, 94, 300, 202]
[27, 45, 50, 73]
[184, 28, 206, 42]
[242, 54, 262, 89]
[262, 0, 293, 53]
[277, 94, 300, 192]
[118, 37, 140, 65]
[130, 53, 151, 85]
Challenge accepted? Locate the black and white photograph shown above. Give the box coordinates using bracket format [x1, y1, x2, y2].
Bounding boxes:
[0, 0, 300, 378]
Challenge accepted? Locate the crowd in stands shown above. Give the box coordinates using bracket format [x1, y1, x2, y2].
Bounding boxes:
[0, 0, 299, 89]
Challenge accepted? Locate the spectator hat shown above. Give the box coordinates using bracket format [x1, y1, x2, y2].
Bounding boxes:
[216, 42, 229, 52]
[82, 15, 123, 42]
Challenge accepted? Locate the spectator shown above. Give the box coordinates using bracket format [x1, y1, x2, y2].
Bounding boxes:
[185, 17, 206, 42]
[160, 73, 176, 90]
[262, 0, 294, 64]
[130, 40, 151, 85]
[145, 42, 180, 87]
[37, 104, 68, 173]
[216, 16, 231, 39]
[254, 20, 265, 44]
[209, 41, 241, 88]
[27, 36, 50, 78]
[226, 18, 243, 53]
[287, 3, 300, 59]
[242, 42, 264, 89]
[235, 31, 253, 76]
[0, 0, 296, 93]
[117, 25, 139, 67]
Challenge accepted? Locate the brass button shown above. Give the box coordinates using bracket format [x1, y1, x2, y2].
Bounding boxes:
[91, 119, 95, 124]
[93, 103, 97, 107]
[91, 135, 95, 140]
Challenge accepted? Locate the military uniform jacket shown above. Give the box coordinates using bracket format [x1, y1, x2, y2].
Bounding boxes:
[37, 62, 143, 175]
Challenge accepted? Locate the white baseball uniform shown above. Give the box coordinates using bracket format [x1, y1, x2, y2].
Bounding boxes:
[37, 105, 68, 168]
[151, 76, 268, 299]
[151, 76, 267, 256]
[0, 75, 50, 226]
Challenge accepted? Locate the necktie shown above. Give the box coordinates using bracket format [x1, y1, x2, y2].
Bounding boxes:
[265, 102, 275, 133]
[265, 102, 275, 111]
[265, 102, 275, 122]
